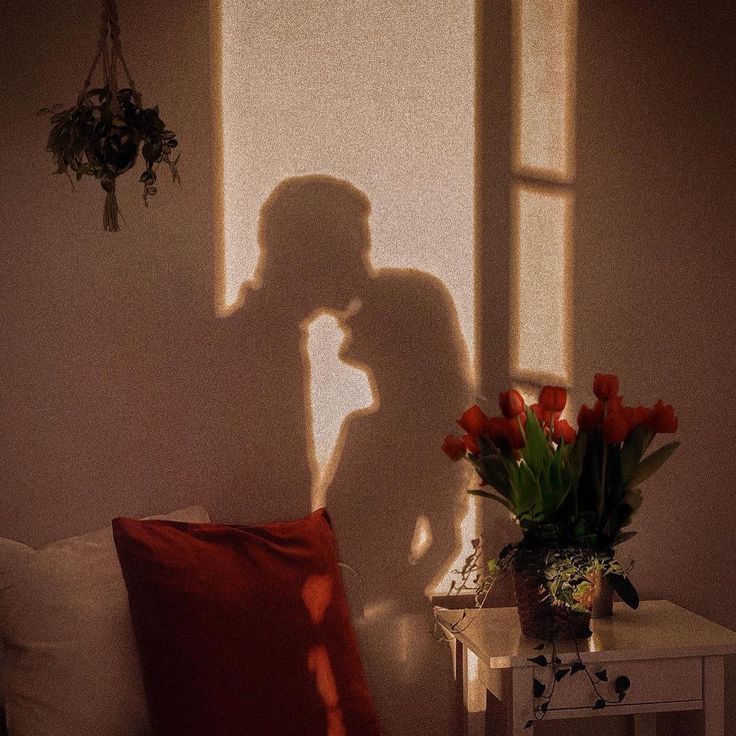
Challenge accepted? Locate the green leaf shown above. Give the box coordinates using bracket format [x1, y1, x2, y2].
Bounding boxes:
[521, 408, 550, 477]
[555, 668, 571, 681]
[614, 675, 631, 693]
[571, 661, 586, 675]
[577, 430, 606, 526]
[517, 462, 543, 519]
[608, 573, 639, 609]
[608, 487, 643, 533]
[569, 432, 587, 474]
[631, 441, 680, 486]
[622, 488, 643, 512]
[593, 699, 606, 710]
[533, 677, 546, 698]
[477, 455, 513, 498]
[498, 544, 514, 560]
[527, 655, 548, 667]
[595, 669, 608, 682]
[620, 424, 652, 485]
[541, 454, 570, 518]
[468, 489, 516, 514]
[612, 530, 637, 546]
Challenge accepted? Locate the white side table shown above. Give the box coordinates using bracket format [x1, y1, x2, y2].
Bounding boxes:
[435, 600, 736, 735]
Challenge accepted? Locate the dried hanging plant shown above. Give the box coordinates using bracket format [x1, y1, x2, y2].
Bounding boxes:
[39, 0, 180, 231]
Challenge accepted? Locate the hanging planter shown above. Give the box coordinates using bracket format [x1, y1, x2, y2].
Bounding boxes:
[39, 0, 180, 231]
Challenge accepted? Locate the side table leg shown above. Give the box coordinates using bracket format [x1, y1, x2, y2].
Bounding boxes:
[703, 656, 725, 736]
[459, 643, 486, 736]
[634, 713, 656, 736]
[506, 666, 534, 735]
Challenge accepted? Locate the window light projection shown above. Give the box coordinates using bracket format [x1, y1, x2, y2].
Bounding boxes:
[217, 0, 475, 509]
[512, 186, 571, 383]
[217, 0, 474, 339]
[513, 0, 577, 182]
[409, 514, 433, 565]
[306, 314, 372, 507]
[510, 0, 577, 386]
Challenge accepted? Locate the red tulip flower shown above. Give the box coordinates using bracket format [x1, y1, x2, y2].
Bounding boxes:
[486, 416, 509, 445]
[552, 418, 576, 444]
[646, 400, 678, 433]
[457, 405, 491, 437]
[530, 403, 544, 423]
[577, 401, 604, 431]
[499, 389, 525, 418]
[539, 385, 567, 412]
[463, 433, 481, 455]
[504, 418, 526, 450]
[622, 405, 651, 432]
[602, 408, 628, 444]
[593, 373, 620, 401]
[442, 434, 466, 461]
[527, 402, 552, 430]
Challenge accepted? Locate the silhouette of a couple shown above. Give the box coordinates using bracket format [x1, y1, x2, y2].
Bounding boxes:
[207, 174, 470, 735]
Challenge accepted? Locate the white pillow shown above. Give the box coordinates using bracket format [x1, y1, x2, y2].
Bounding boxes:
[0, 505, 210, 736]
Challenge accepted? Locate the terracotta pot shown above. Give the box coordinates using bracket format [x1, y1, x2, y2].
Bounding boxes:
[513, 562, 592, 640]
[589, 570, 614, 618]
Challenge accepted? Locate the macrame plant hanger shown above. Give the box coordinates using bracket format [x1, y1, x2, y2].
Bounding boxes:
[83, 0, 136, 231]
[43, 0, 179, 231]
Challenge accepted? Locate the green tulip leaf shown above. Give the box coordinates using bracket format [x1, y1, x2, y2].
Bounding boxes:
[607, 573, 639, 609]
[533, 677, 546, 698]
[612, 530, 637, 546]
[631, 441, 680, 486]
[477, 456, 513, 498]
[569, 432, 587, 476]
[468, 489, 516, 514]
[620, 425, 654, 485]
[517, 461, 543, 518]
[521, 408, 550, 477]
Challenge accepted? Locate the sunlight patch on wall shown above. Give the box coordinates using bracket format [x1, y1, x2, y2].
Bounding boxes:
[218, 0, 475, 346]
[218, 1, 475, 514]
[510, 0, 576, 386]
[514, 0, 577, 182]
[512, 187, 571, 383]
[307, 314, 373, 507]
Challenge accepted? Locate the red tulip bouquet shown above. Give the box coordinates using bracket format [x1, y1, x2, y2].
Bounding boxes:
[442, 374, 679, 622]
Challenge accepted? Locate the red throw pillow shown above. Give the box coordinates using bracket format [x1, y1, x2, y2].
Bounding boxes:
[112, 509, 381, 736]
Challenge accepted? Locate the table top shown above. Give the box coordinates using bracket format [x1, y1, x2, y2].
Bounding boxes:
[435, 600, 736, 668]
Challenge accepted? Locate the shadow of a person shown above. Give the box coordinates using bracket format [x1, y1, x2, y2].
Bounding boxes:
[324, 267, 472, 736]
[203, 175, 373, 524]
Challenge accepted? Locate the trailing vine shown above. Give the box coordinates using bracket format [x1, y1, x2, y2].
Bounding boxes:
[525, 637, 631, 728]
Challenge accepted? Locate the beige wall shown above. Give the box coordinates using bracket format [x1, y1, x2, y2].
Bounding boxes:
[1, 0, 735, 735]
[0, 0, 224, 545]
[572, 2, 736, 733]
[477, 1, 736, 734]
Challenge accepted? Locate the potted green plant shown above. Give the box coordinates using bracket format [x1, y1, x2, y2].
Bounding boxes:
[39, 0, 180, 231]
[41, 88, 179, 231]
[442, 374, 679, 638]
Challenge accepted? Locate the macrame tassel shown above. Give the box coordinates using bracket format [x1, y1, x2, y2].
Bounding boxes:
[103, 180, 120, 232]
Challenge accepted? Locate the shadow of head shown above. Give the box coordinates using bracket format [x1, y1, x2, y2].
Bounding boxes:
[339, 268, 470, 388]
[256, 175, 373, 315]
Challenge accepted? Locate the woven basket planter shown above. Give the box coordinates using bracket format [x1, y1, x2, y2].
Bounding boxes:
[513, 562, 592, 641]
